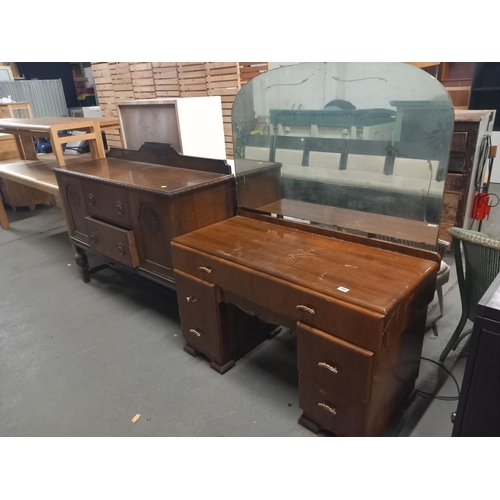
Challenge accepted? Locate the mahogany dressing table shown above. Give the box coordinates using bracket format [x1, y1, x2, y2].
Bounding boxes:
[171, 63, 455, 436]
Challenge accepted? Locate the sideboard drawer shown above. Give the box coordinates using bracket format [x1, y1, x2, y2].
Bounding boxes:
[81, 180, 131, 227]
[85, 217, 140, 267]
[297, 323, 373, 404]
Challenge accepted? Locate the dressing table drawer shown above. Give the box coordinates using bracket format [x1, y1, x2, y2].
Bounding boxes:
[179, 305, 222, 363]
[252, 273, 386, 352]
[172, 243, 253, 297]
[299, 375, 368, 437]
[297, 323, 373, 404]
[85, 217, 140, 267]
[172, 242, 386, 352]
[174, 269, 220, 324]
[81, 180, 131, 227]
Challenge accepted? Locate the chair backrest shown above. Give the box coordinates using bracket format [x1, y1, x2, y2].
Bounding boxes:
[389, 141, 444, 181]
[449, 227, 500, 321]
[243, 134, 275, 162]
[344, 139, 390, 174]
[306, 137, 346, 169]
[273, 135, 307, 167]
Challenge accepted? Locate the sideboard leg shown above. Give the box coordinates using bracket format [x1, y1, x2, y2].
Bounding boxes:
[74, 247, 91, 283]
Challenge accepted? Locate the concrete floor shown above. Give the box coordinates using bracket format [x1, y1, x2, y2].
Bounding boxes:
[2, 186, 500, 437]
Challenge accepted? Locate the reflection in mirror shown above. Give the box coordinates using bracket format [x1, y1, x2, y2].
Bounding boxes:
[232, 62, 454, 249]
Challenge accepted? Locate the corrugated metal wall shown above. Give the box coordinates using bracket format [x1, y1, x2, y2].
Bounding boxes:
[0, 79, 68, 117]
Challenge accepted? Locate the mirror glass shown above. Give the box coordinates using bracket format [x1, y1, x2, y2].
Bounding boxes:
[232, 62, 454, 248]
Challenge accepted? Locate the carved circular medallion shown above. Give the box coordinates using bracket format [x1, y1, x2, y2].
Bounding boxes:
[140, 203, 161, 234]
[67, 184, 81, 210]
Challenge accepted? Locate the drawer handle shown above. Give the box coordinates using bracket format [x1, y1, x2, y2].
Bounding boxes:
[296, 304, 315, 315]
[318, 403, 337, 416]
[117, 201, 124, 215]
[118, 243, 126, 256]
[186, 296, 198, 303]
[189, 328, 202, 337]
[318, 362, 339, 374]
[88, 193, 95, 205]
[198, 266, 213, 274]
[90, 233, 98, 244]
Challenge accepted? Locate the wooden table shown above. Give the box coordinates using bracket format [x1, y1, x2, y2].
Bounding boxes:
[0, 117, 121, 167]
[171, 215, 440, 436]
[0, 154, 92, 230]
[0, 101, 33, 119]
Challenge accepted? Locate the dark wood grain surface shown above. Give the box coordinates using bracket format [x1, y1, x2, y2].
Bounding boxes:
[55, 158, 233, 195]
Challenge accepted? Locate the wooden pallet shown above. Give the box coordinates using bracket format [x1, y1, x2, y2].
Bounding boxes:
[91, 61, 270, 158]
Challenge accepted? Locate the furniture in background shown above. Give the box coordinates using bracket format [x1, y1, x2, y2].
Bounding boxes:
[54, 143, 236, 287]
[0, 157, 63, 230]
[440, 227, 500, 361]
[440, 110, 496, 244]
[452, 271, 500, 436]
[0, 177, 56, 212]
[0, 79, 68, 118]
[0, 133, 18, 161]
[0, 116, 121, 167]
[0, 133, 57, 214]
[469, 63, 500, 132]
[0, 101, 33, 119]
[116, 97, 226, 160]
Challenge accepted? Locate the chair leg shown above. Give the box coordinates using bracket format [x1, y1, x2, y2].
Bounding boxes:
[437, 286, 444, 316]
[452, 328, 473, 352]
[440, 313, 468, 361]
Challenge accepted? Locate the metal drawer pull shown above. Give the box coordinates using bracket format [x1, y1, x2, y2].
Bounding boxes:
[296, 304, 315, 314]
[117, 202, 124, 214]
[118, 243, 125, 256]
[90, 233, 97, 244]
[318, 403, 337, 416]
[189, 328, 202, 337]
[186, 296, 198, 303]
[318, 362, 339, 374]
[198, 266, 213, 274]
[88, 194, 95, 205]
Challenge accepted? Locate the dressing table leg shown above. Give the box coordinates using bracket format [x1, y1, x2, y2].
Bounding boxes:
[209, 359, 236, 374]
[298, 413, 321, 435]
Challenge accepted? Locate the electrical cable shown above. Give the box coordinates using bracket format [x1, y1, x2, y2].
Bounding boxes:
[469, 135, 493, 230]
[474, 135, 492, 191]
[415, 356, 461, 401]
